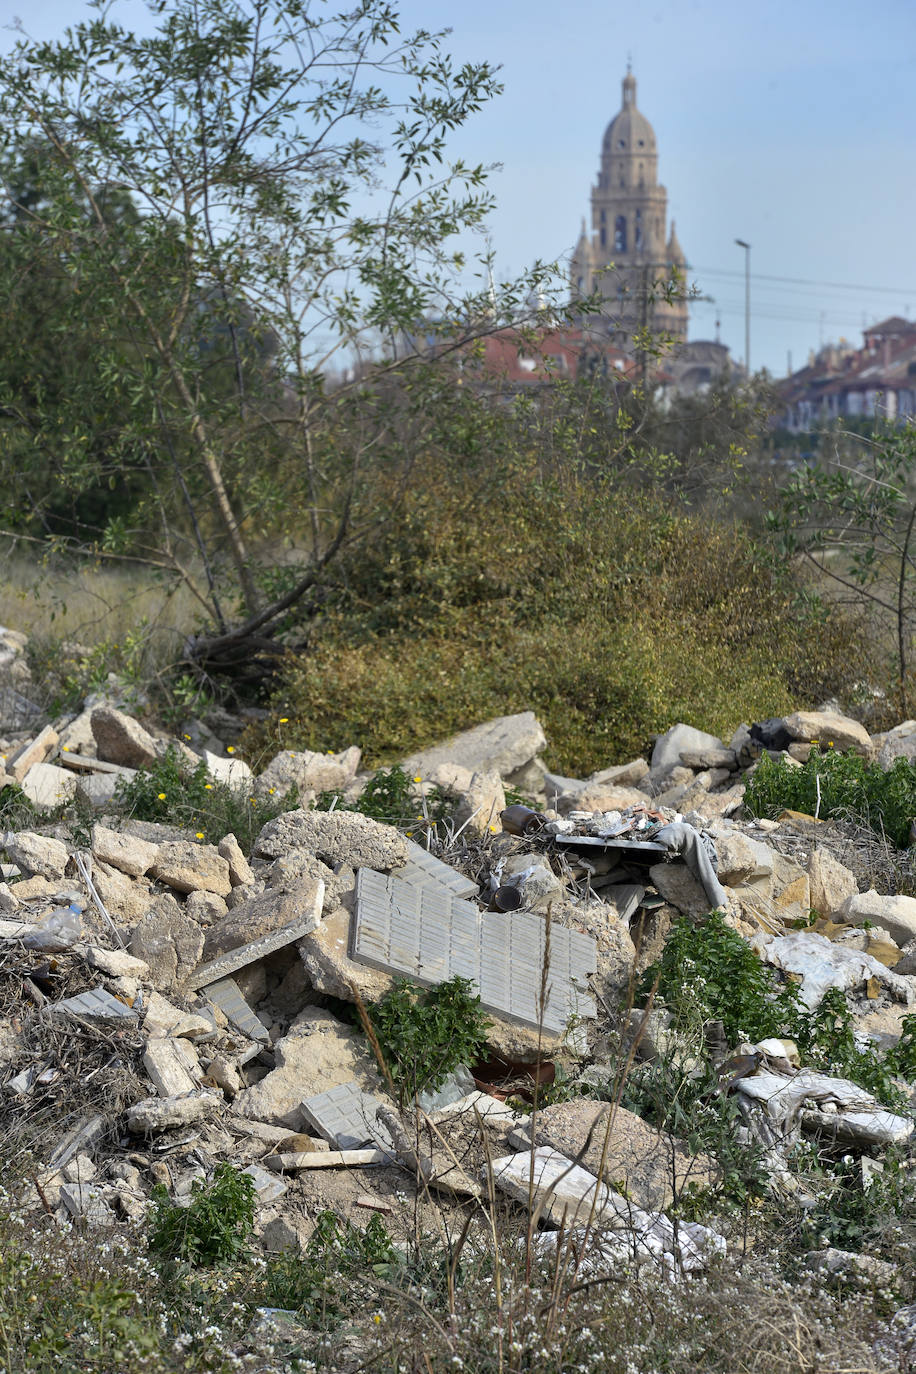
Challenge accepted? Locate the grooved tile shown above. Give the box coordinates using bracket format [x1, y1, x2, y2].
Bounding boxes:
[300, 1081, 390, 1150]
[399, 840, 479, 899]
[353, 869, 596, 1033]
[53, 987, 138, 1021]
[203, 976, 269, 1043]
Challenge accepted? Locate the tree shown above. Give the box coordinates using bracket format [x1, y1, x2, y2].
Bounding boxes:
[0, 0, 557, 678]
[768, 424, 916, 712]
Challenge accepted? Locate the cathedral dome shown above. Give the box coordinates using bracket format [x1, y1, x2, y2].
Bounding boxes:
[602, 71, 656, 156]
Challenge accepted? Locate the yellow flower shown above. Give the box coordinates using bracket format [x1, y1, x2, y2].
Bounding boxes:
[249, 796, 257, 805]
[62, 745, 69, 751]
[279, 717, 289, 724]
[195, 832, 204, 840]
[406, 831, 413, 838]
[157, 792, 166, 801]
[268, 787, 276, 795]
[413, 775, 422, 783]
[183, 733, 191, 740]
[227, 746, 235, 754]
[204, 783, 213, 790]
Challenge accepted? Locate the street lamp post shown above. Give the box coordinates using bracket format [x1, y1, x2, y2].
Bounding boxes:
[735, 238, 750, 376]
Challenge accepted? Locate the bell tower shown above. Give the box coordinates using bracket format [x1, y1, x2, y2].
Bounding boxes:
[572, 69, 688, 347]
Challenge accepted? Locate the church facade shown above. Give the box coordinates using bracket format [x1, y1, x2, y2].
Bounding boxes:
[571, 70, 689, 349]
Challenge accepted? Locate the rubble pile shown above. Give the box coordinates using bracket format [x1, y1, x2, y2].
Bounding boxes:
[3, 616, 916, 1307]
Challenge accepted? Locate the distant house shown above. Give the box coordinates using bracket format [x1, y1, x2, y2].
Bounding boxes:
[778, 317, 916, 430]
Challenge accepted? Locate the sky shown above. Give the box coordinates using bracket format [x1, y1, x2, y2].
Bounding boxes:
[4, 0, 916, 376]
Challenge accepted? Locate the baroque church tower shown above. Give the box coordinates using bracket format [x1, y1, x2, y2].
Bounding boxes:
[571, 69, 688, 347]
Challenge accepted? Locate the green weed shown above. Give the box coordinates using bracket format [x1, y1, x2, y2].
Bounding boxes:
[314, 762, 451, 832]
[745, 748, 916, 849]
[113, 744, 297, 850]
[149, 1162, 256, 1266]
[368, 975, 492, 1105]
[262, 1209, 396, 1329]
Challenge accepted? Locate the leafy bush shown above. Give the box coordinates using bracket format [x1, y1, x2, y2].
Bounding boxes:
[149, 1162, 256, 1266]
[263, 1209, 396, 1328]
[113, 744, 297, 850]
[368, 975, 492, 1103]
[745, 748, 916, 849]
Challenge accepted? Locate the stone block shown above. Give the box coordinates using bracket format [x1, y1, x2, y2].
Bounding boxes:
[91, 705, 159, 768]
[782, 710, 871, 757]
[20, 762, 77, 808]
[2, 831, 69, 879]
[254, 809, 408, 872]
[400, 711, 547, 782]
[91, 823, 160, 877]
[7, 724, 59, 782]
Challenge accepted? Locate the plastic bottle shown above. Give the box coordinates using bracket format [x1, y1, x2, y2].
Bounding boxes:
[23, 901, 83, 951]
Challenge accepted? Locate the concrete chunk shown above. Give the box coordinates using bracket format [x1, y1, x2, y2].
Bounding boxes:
[91, 705, 159, 768]
[20, 762, 77, 808]
[400, 712, 547, 781]
[3, 830, 69, 879]
[149, 841, 232, 897]
[126, 1090, 221, 1133]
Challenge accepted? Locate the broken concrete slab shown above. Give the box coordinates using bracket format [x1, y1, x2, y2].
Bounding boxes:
[453, 769, 506, 840]
[143, 1037, 202, 1097]
[142, 992, 214, 1040]
[188, 886, 324, 990]
[353, 868, 596, 1034]
[254, 746, 360, 804]
[218, 833, 254, 887]
[781, 710, 872, 757]
[807, 848, 858, 919]
[241, 1162, 287, 1204]
[202, 749, 253, 789]
[130, 899, 205, 991]
[233, 1005, 386, 1131]
[2, 831, 69, 880]
[837, 890, 916, 949]
[20, 762, 77, 809]
[75, 773, 121, 808]
[650, 724, 724, 773]
[81, 945, 150, 979]
[201, 878, 323, 962]
[254, 809, 408, 873]
[400, 712, 547, 783]
[511, 1100, 718, 1212]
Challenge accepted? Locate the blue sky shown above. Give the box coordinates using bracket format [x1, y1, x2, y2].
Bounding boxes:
[5, 0, 916, 375]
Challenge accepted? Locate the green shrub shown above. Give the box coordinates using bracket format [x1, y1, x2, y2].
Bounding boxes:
[113, 744, 297, 850]
[745, 748, 916, 848]
[149, 1162, 256, 1266]
[368, 975, 492, 1104]
[256, 480, 865, 775]
[639, 914, 909, 1107]
[263, 1209, 396, 1328]
[638, 912, 803, 1046]
[314, 762, 451, 831]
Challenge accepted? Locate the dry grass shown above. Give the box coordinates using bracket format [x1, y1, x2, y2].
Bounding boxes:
[0, 542, 201, 659]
